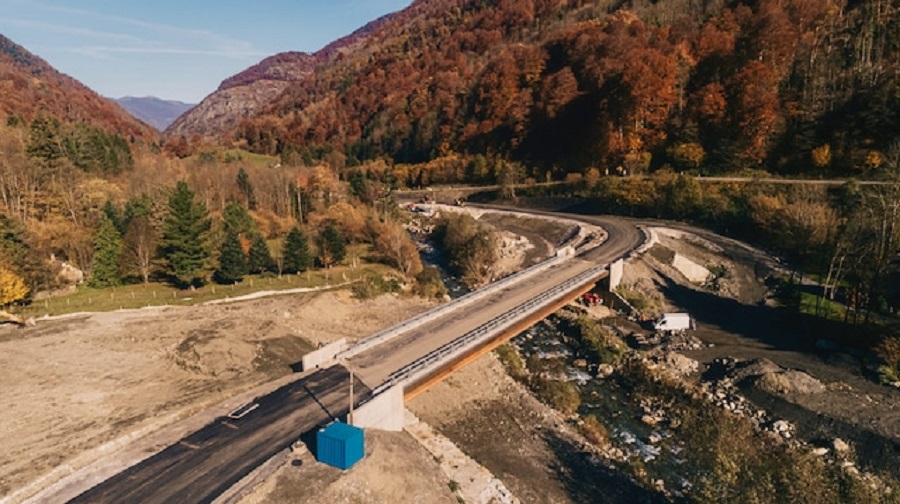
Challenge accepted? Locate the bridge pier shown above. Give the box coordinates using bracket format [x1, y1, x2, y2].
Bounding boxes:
[350, 385, 405, 432]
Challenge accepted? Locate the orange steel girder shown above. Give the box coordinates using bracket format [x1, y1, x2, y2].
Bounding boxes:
[403, 274, 605, 401]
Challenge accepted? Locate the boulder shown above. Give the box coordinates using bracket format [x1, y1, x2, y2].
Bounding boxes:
[596, 363, 615, 378]
[833, 438, 851, 454]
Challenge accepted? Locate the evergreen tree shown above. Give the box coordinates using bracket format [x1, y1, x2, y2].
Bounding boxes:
[26, 116, 65, 165]
[316, 223, 346, 267]
[123, 194, 152, 231]
[90, 215, 123, 287]
[222, 202, 255, 236]
[247, 233, 275, 274]
[159, 181, 212, 288]
[282, 227, 311, 274]
[103, 200, 125, 235]
[236, 167, 257, 210]
[214, 230, 247, 284]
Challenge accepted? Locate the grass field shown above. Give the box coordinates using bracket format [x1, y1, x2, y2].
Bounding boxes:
[22, 261, 396, 318]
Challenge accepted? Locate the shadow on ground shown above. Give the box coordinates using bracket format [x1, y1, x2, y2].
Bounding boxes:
[542, 430, 668, 504]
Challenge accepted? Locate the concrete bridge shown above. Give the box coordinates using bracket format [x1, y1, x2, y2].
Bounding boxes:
[54, 211, 645, 504]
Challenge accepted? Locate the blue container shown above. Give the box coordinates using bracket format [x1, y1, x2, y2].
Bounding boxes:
[316, 422, 365, 470]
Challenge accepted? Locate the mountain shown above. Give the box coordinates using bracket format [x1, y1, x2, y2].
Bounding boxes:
[190, 0, 897, 178]
[0, 34, 153, 139]
[165, 12, 395, 140]
[114, 96, 194, 131]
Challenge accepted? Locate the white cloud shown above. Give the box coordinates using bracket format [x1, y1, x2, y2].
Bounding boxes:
[11, 0, 264, 61]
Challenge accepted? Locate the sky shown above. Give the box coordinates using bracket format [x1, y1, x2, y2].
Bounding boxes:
[0, 0, 411, 103]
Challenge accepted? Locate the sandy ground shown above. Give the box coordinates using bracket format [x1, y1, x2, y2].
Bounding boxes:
[237, 429, 457, 504]
[0, 289, 433, 499]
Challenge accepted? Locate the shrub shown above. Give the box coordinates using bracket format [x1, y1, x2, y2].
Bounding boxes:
[414, 266, 447, 299]
[876, 337, 900, 384]
[580, 415, 609, 446]
[351, 274, 401, 300]
[573, 316, 627, 365]
[533, 378, 581, 415]
[495, 344, 527, 380]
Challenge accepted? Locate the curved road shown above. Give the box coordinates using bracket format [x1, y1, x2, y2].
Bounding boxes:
[63, 211, 643, 504]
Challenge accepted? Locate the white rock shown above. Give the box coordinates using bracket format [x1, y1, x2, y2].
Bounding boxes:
[773, 420, 790, 433]
[812, 447, 830, 456]
[596, 364, 615, 378]
[641, 415, 660, 426]
[833, 438, 851, 453]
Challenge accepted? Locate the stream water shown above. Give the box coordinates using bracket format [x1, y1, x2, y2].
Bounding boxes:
[511, 319, 691, 494]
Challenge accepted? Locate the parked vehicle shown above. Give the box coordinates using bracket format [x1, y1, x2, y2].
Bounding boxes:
[653, 312, 695, 333]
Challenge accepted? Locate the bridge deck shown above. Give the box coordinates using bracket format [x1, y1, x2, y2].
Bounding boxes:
[346, 257, 601, 389]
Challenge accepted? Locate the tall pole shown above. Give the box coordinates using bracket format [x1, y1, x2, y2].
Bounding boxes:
[349, 371, 354, 425]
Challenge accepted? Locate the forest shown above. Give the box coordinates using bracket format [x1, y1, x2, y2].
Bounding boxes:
[228, 0, 898, 180]
[0, 0, 898, 379]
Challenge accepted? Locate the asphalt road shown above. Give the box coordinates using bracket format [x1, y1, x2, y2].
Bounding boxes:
[346, 213, 644, 388]
[68, 211, 644, 504]
[70, 366, 369, 504]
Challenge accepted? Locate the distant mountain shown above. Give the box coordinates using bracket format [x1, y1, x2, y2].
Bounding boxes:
[165, 12, 395, 139]
[0, 33, 153, 139]
[114, 96, 194, 131]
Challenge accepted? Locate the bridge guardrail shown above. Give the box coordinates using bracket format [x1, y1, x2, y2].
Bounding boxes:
[339, 252, 572, 360]
[371, 265, 605, 395]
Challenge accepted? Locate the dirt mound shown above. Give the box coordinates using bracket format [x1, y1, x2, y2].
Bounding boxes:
[728, 358, 784, 383]
[171, 328, 260, 379]
[723, 358, 826, 395]
[753, 370, 827, 395]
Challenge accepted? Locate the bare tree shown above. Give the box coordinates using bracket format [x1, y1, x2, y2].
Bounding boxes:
[121, 216, 157, 284]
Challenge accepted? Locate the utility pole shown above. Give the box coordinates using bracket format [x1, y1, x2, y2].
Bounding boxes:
[349, 370, 354, 425]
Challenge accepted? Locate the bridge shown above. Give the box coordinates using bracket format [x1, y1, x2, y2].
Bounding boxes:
[50, 212, 644, 504]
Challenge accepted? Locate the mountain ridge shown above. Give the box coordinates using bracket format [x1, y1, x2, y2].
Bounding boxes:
[114, 96, 195, 131]
[165, 11, 397, 140]
[0, 33, 154, 139]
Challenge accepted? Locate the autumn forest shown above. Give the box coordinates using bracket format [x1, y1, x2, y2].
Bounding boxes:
[0, 0, 898, 346]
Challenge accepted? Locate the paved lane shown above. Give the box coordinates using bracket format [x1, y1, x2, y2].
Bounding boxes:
[71, 366, 369, 504]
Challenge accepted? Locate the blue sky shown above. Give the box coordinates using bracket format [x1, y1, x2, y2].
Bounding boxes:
[0, 0, 410, 103]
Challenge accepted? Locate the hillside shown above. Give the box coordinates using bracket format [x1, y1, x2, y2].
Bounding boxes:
[214, 0, 898, 178]
[165, 12, 396, 140]
[0, 34, 153, 139]
[114, 96, 194, 131]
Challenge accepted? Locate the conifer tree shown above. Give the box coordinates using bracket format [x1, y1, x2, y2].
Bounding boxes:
[236, 167, 257, 210]
[103, 200, 126, 235]
[90, 215, 123, 287]
[247, 233, 275, 274]
[159, 181, 212, 288]
[316, 223, 346, 267]
[282, 227, 311, 274]
[214, 230, 247, 284]
[222, 202, 255, 236]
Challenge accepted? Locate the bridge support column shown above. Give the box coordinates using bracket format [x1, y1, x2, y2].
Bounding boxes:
[350, 385, 404, 432]
[608, 259, 624, 291]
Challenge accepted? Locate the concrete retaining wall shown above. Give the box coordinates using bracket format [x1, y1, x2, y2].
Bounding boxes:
[301, 338, 348, 371]
[350, 386, 404, 432]
[608, 259, 624, 291]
